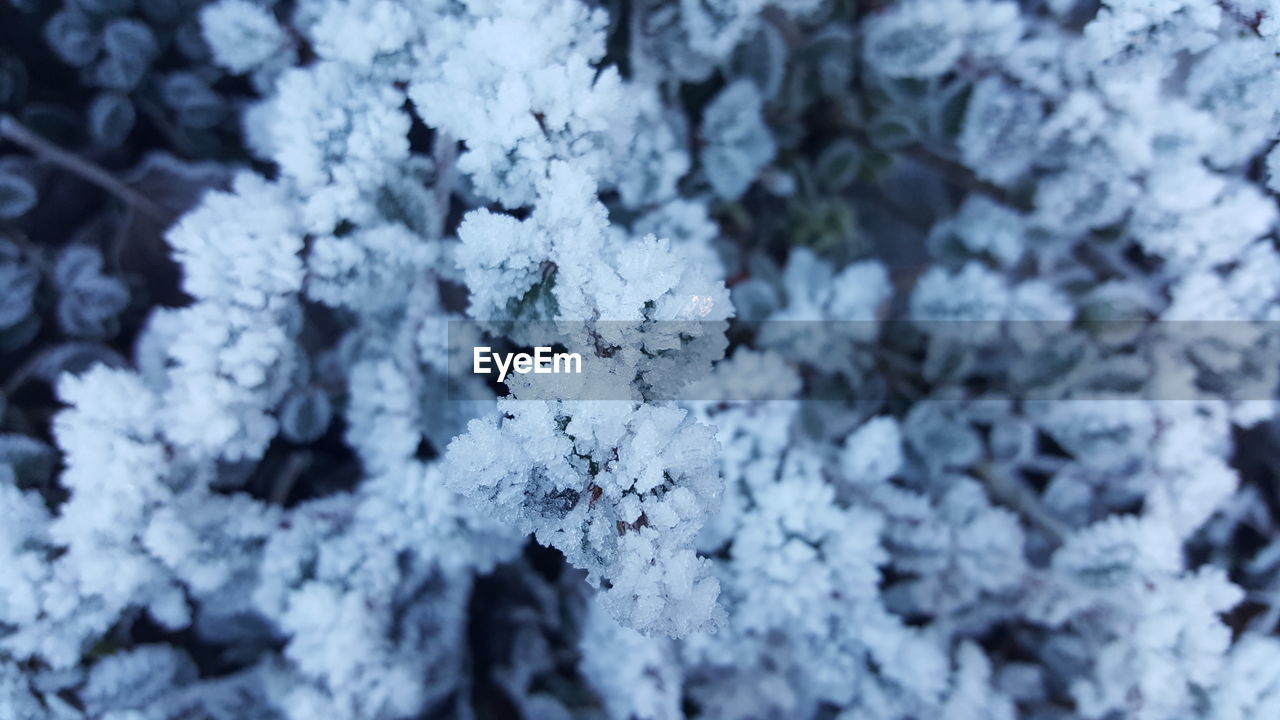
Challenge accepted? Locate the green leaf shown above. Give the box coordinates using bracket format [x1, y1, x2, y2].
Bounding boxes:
[867, 114, 918, 150]
[815, 138, 863, 192]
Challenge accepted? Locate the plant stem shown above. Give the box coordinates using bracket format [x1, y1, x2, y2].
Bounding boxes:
[271, 450, 313, 505]
[828, 109, 1034, 213]
[432, 132, 456, 238]
[975, 460, 1070, 545]
[0, 114, 168, 222]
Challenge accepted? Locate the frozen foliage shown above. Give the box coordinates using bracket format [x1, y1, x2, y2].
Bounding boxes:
[2, 367, 180, 669]
[862, 0, 1021, 78]
[53, 245, 129, 339]
[160, 173, 304, 460]
[579, 599, 683, 720]
[701, 80, 775, 200]
[959, 76, 1043, 185]
[7, 0, 1280, 717]
[0, 239, 39, 331]
[447, 400, 724, 636]
[200, 0, 290, 75]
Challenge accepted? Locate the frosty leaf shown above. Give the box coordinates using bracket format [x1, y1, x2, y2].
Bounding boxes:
[0, 434, 56, 489]
[828, 259, 891, 322]
[268, 61, 410, 199]
[93, 19, 158, 91]
[455, 209, 551, 321]
[840, 416, 903, 485]
[679, 0, 767, 60]
[280, 387, 333, 444]
[1, 1, 1270, 717]
[959, 76, 1043, 186]
[0, 242, 38, 329]
[863, 0, 964, 78]
[870, 113, 922, 150]
[0, 171, 37, 219]
[926, 195, 1027, 266]
[161, 72, 225, 129]
[579, 602, 682, 720]
[729, 23, 788, 101]
[1033, 162, 1137, 234]
[24, 341, 127, 383]
[305, 224, 436, 313]
[909, 262, 1009, 341]
[1053, 515, 1179, 593]
[0, 662, 45, 720]
[700, 80, 776, 200]
[0, 55, 27, 107]
[44, 10, 101, 68]
[0, 313, 40, 352]
[80, 645, 196, 716]
[57, 273, 129, 339]
[1211, 635, 1280, 720]
[903, 403, 983, 471]
[803, 25, 856, 97]
[88, 91, 135, 147]
[110, 153, 232, 306]
[374, 162, 441, 239]
[53, 245, 104, 291]
[629, 0, 716, 84]
[1184, 38, 1280, 165]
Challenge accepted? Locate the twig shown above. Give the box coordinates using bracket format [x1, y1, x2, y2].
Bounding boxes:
[974, 460, 1070, 545]
[829, 111, 1034, 214]
[110, 201, 136, 273]
[432, 131, 456, 238]
[270, 450, 313, 505]
[1075, 241, 1146, 283]
[0, 113, 168, 222]
[900, 142, 1032, 212]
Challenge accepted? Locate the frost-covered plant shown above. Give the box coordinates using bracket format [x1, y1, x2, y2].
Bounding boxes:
[8, 0, 1280, 718]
